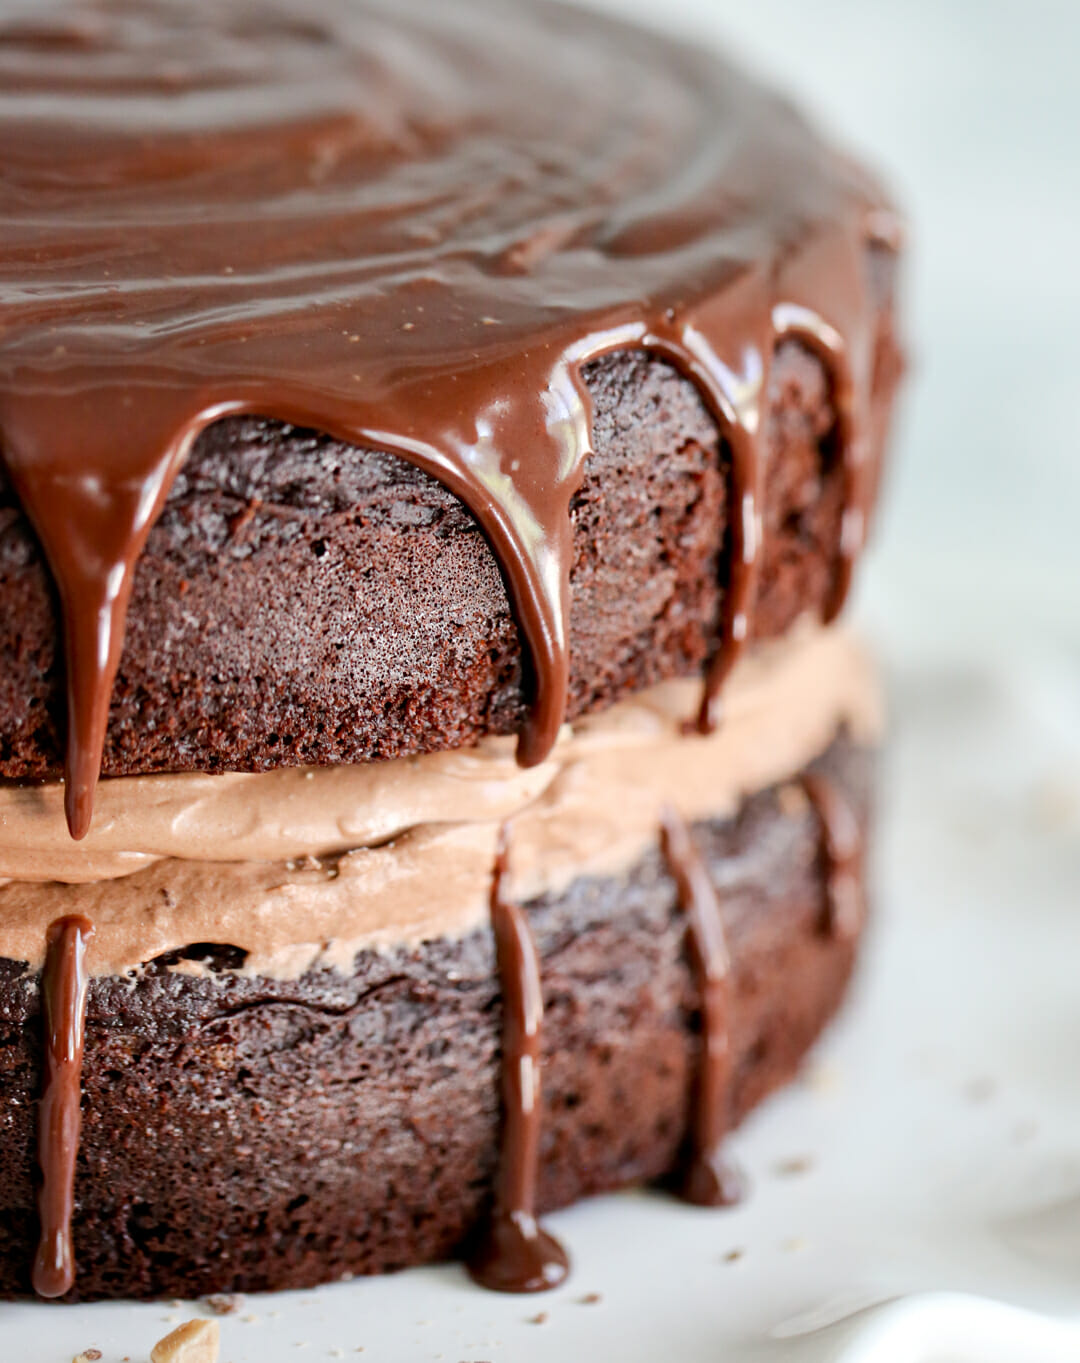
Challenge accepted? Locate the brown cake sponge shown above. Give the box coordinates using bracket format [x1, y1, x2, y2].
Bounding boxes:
[0, 733, 870, 1301]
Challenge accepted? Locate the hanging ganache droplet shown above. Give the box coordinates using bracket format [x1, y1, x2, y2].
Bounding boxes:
[467, 827, 569, 1293]
[660, 806, 747, 1208]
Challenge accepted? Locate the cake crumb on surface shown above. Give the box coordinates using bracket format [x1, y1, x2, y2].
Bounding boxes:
[774, 1154, 815, 1177]
[205, 1293, 243, 1315]
[577, 1291, 602, 1304]
[804, 1060, 842, 1095]
[150, 1319, 220, 1363]
[527, 1311, 548, 1325]
[72, 1351, 102, 1362]
[723, 1248, 745, 1263]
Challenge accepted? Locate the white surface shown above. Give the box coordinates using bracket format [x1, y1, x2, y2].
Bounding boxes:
[6, 1, 1080, 1359]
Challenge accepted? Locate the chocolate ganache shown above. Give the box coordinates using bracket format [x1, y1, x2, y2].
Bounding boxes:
[661, 806, 744, 1208]
[0, 0, 897, 838]
[801, 770, 866, 942]
[32, 915, 94, 1299]
[467, 825, 569, 1293]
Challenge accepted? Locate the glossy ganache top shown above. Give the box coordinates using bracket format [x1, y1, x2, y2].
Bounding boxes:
[0, 0, 897, 837]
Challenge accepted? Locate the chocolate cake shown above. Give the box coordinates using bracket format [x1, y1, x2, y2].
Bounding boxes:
[0, 0, 903, 1302]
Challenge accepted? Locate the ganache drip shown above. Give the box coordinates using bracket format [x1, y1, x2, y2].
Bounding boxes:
[0, 0, 897, 838]
[33, 914, 95, 1299]
[800, 770, 865, 941]
[467, 826, 568, 1293]
[660, 806, 745, 1207]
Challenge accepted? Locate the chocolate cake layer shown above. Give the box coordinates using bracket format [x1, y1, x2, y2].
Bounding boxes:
[0, 0, 906, 838]
[0, 303, 900, 785]
[0, 733, 870, 1301]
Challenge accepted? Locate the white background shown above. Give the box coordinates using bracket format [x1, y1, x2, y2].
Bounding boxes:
[594, 0, 1080, 647]
[7, 3, 1080, 1359]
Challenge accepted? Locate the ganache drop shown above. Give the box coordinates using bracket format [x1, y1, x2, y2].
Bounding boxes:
[33, 914, 95, 1299]
[467, 827, 568, 1293]
[800, 770, 865, 941]
[660, 806, 746, 1208]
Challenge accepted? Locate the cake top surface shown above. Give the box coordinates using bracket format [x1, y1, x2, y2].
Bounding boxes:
[0, 0, 895, 837]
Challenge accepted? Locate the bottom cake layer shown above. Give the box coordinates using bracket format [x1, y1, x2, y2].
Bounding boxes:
[0, 734, 871, 1301]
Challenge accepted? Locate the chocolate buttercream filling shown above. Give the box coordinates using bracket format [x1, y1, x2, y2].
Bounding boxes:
[0, 627, 881, 978]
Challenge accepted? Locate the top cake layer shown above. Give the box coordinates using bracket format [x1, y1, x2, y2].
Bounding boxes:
[0, 0, 902, 835]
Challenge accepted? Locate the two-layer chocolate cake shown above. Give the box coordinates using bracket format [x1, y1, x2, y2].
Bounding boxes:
[0, 0, 903, 1301]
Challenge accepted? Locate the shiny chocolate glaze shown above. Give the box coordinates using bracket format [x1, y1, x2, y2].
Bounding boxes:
[32, 915, 94, 1299]
[801, 769, 866, 941]
[660, 806, 745, 1207]
[466, 826, 568, 1293]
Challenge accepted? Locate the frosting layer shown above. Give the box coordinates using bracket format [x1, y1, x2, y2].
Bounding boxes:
[0, 626, 880, 977]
